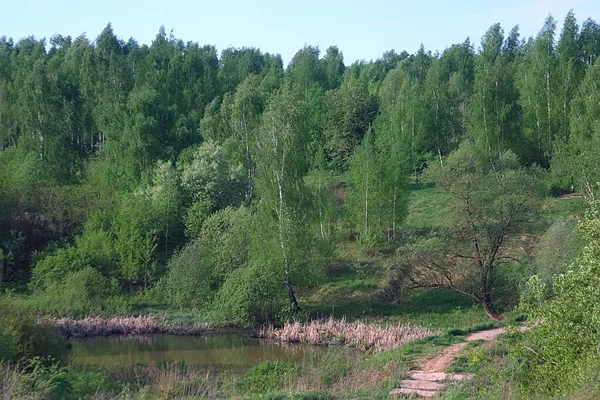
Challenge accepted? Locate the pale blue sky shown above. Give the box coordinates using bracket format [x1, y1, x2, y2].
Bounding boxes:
[1, 0, 598, 65]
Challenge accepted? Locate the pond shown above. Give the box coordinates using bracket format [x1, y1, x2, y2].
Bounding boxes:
[70, 333, 329, 371]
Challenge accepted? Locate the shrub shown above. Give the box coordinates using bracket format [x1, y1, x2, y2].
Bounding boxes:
[210, 265, 285, 326]
[534, 217, 581, 290]
[0, 299, 70, 365]
[36, 267, 122, 317]
[163, 206, 251, 309]
[30, 224, 118, 292]
[510, 205, 600, 397]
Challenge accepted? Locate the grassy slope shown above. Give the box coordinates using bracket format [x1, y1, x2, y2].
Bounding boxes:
[304, 183, 586, 331]
[305, 183, 487, 333]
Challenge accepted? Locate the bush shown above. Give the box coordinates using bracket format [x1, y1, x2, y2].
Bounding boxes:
[161, 241, 214, 309]
[210, 265, 285, 326]
[0, 299, 70, 365]
[534, 217, 581, 290]
[183, 196, 212, 239]
[36, 267, 123, 317]
[239, 361, 298, 394]
[510, 205, 600, 397]
[163, 206, 251, 309]
[30, 224, 118, 292]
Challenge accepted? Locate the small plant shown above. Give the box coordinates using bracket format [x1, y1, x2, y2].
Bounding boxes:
[450, 348, 492, 373]
[350, 261, 370, 279]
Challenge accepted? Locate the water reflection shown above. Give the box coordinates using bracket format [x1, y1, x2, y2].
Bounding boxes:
[71, 334, 327, 369]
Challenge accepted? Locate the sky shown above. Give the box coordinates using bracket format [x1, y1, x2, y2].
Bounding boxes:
[1, 0, 599, 65]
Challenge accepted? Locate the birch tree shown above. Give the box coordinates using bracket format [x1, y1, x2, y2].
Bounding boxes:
[254, 85, 326, 312]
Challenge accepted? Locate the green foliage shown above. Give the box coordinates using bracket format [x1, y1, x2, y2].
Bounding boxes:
[239, 361, 298, 394]
[345, 127, 410, 242]
[142, 160, 183, 253]
[553, 56, 600, 199]
[450, 346, 492, 373]
[38, 267, 122, 316]
[323, 75, 378, 170]
[163, 207, 251, 309]
[1, 18, 600, 397]
[198, 206, 252, 276]
[252, 84, 329, 315]
[30, 222, 117, 292]
[0, 299, 70, 364]
[401, 142, 543, 318]
[534, 217, 581, 289]
[179, 139, 246, 210]
[113, 193, 157, 288]
[510, 203, 600, 397]
[183, 196, 212, 239]
[210, 261, 284, 325]
[316, 350, 350, 385]
[0, 328, 16, 362]
[63, 370, 112, 399]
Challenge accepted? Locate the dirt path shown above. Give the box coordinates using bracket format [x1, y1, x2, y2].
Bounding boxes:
[390, 327, 506, 398]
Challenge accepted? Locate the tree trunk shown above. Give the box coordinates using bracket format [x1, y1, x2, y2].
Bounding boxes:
[276, 155, 301, 313]
[481, 297, 503, 321]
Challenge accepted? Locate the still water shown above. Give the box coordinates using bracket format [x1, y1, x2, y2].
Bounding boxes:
[71, 333, 328, 370]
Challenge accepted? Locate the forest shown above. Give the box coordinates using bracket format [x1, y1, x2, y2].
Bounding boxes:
[1, 9, 600, 399]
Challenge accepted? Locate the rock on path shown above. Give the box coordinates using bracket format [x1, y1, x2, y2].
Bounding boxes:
[390, 327, 506, 398]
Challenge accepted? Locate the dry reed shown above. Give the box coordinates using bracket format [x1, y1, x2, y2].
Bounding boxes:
[259, 317, 440, 352]
[41, 316, 211, 338]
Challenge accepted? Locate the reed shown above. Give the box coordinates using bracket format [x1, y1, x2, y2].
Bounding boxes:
[259, 317, 440, 352]
[41, 316, 212, 338]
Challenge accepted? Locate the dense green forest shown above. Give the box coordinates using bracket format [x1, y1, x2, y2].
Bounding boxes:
[2, 10, 600, 399]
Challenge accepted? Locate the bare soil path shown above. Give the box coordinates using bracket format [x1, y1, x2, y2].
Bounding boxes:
[389, 327, 506, 398]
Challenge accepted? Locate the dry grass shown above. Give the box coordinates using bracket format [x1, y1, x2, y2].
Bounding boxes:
[142, 363, 230, 399]
[42, 316, 212, 338]
[259, 317, 440, 352]
[0, 363, 20, 400]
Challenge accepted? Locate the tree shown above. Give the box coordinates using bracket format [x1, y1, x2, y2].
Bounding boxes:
[345, 128, 380, 243]
[398, 142, 543, 319]
[222, 74, 266, 199]
[554, 57, 600, 199]
[322, 74, 378, 171]
[113, 194, 157, 290]
[286, 45, 324, 93]
[377, 65, 423, 182]
[471, 24, 522, 162]
[517, 16, 559, 165]
[162, 206, 251, 309]
[579, 18, 600, 67]
[178, 140, 246, 210]
[143, 160, 182, 254]
[321, 46, 345, 90]
[556, 10, 583, 145]
[253, 85, 327, 312]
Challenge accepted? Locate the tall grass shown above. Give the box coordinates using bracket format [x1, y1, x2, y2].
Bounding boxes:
[259, 317, 440, 352]
[42, 316, 212, 338]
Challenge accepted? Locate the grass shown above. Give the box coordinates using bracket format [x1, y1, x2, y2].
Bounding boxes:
[405, 183, 452, 228]
[539, 194, 587, 222]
